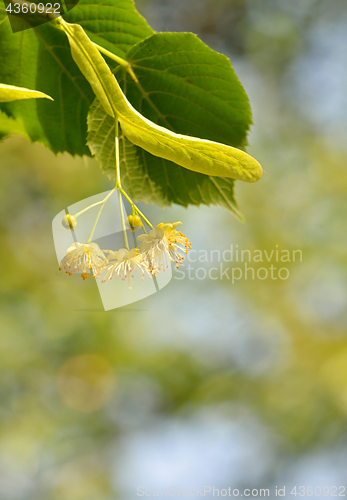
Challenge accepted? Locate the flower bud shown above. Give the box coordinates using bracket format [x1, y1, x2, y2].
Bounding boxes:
[62, 214, 77, 230]
[127, 214, 142, 231]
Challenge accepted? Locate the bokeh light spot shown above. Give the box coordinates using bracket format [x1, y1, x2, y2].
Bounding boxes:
[57, 354, 115, 412]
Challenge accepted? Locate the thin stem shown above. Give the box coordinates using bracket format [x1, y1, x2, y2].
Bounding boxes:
[92, 42, 139, 84]
[49, 13, 138, 83]
[131, 230, 137, 248]
[74, 200, 105, 218]
[118, 190, 129, 250]
[45, 9, 137, 82]
[114, 117, 129, 249]
[133, 205, 153, 230]
[93, 44, 127, 68]
[119, 187, 153, 229]
[114, 118, 122, 189]
[152, 274, 160, 292]
[86, 189, 116, 243]
[113, 116, 152, 230]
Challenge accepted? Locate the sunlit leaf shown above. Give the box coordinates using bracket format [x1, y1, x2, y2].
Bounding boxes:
[0, 82, 53, 102]
[88, 101, 246, 219]
[65, 23, 261, 182]
[0, 0, 153, 153]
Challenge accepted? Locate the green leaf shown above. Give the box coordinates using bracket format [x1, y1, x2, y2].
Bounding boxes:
[0, 9, 7, 23]
[0, 109, 28, 139]
[65, 0, 154, 57]
[0, 82, 53, 102]
[63, 23, 261, 181]
[87, 32, 260, 214]
[0, 0, 153, 153]
[88, 100, 246, 219]
[0, 18, 93, 153]
[125, 32, 252, 149]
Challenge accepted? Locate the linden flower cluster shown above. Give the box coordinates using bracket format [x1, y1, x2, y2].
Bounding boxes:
[59, 221, 191, 288]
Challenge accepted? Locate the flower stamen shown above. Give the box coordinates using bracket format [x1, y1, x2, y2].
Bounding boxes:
[137, 222, 191, 272]
[59, 242, 108, 279]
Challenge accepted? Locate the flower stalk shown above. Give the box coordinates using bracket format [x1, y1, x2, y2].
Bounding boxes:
[86, 189, 116, 243]
[118, 190, 129, 250]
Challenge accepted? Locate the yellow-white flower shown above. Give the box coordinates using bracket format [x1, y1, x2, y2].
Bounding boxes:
[59, 242, 108, 280]
[98, 248, 151, 288]
[137, 222, 191, 272]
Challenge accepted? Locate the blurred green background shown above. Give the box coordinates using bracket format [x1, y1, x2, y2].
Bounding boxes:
[1, 0, 347, 498]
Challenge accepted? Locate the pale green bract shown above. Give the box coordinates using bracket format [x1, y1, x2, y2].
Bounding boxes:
[0, 83, 53, 102]
[61, 21, 262, 183]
